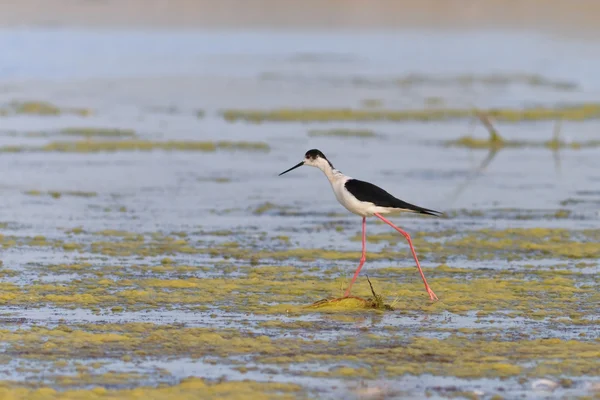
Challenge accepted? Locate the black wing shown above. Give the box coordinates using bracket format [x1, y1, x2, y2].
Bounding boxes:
[345, 179, 441, 217]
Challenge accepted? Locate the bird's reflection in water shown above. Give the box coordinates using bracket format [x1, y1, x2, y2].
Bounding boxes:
[449, 114, 563, 206]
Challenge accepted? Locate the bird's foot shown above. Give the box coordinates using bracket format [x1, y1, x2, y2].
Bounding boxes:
[426, 287, 439, 301]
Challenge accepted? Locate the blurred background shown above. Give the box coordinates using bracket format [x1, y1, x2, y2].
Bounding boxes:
[2, 0, 599, 219]
[4, 0, 600, 31]
[0, 1, 599, 398]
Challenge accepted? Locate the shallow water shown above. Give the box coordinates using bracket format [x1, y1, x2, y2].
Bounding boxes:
[0, 28, 599, 399]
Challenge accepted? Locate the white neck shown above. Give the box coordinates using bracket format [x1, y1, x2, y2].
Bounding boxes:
[315, 160, 344, 183]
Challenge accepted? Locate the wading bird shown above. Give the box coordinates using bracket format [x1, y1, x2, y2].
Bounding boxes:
[279, 149, 440, 301]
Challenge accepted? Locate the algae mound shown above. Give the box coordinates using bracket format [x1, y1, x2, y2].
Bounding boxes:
[1, 140, 270, 153]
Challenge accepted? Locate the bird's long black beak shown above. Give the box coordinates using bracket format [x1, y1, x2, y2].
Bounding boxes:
[279, 161, 304, 176]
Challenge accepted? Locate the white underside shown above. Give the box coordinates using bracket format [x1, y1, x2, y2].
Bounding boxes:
[330, 174, 405, 217]
[304, 158, 411, 217]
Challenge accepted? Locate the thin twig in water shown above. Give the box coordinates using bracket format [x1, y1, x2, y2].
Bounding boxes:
[552, 119, 563, 175]
[553, 119, 563, 142]
[473, 109, 503, 144]
[366, 275, 377, 298]
[448, 109, 503, 205]
[365, 275, 391, 310]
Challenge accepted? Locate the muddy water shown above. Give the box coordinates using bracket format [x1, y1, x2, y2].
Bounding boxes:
[0, 28, 599, 399]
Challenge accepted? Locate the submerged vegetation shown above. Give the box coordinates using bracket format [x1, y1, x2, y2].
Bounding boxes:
[0, 213, 598, 397]
[24, 190, 98, 198]
[60, 127, 137, 138]
[2, 69, 598, 398]
[0, 224, 598, 392]
[2, 101, 92, 116]
[222, 103, 600, 123]
[449, 112, 600, 149]
[5, 225, 600, 262]
[0, 378, 302, 399]
[395, 72, 578, 90]
[309, 277, 393, 310]
[361, 98, 384, 108]
[260, 72, 578, 91]
[1, 231, 599, 317]
[448, 135, 600, 150]
[307, 128, 377, 138]
[0, 140, 270, 153]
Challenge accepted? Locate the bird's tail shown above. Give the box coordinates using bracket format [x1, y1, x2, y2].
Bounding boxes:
[396, 200, 443, 217]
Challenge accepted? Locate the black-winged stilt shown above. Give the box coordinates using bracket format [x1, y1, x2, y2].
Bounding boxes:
[279, 149, 440, 301]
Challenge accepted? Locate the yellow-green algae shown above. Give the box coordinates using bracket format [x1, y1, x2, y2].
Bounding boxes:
[87, 227, 600, 260]
[60, 128, 137, 138]
[254, 335, 600, 380]
[52, 371, 148, 388]
[394, 73, 577, 90]
[2, 258, 598, 320]
[5, 101, 91, 116]
[221, 103, 600, 123]
[0, 208, 599, 398]
[448, 135, 600, 150]
[424, 96, 446, 106]
[252, 202, 293, 215]
[1, 223, 599, 391]
[4, 226, 600, 263]
[307, 128, 377, 138]
[198, 177, 232, 183]
[0, 378, 301, 399]
[24, 190, 98, 198]
[351, 227, 600, 260]
[0, 321, 598, 381]
[361, 98, 383, 108]
[449, 112, 600, 150]
[308, 277, 392, 311]
[261, 72, 577, 91]
[0, 140, 270, 153]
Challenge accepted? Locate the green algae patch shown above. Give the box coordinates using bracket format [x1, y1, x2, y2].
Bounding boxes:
[7, 224, 600, 265]
[222, 103, 600, 123]
[60, 127, 137, 138]
[53, 371, 148, 388]
[0, 323, 314, 360]
[361, 98, 384, 108]
[424, 96, 445, 106]
[11, 257, 598, 321]
[252, 202, 294, 215]
[6, 101, 91, 116]
[198, 176, 232, 183]
[1, 140, 270, 153]
[5, 225, 600, 264]
[1, 251, 599, 390]
[449, 135, 600, 150]
[307, 128, 377, 138]
[0, 378, 302, 399]
[4, 319, 598, 383]
[309, 277, 393, 311]
[353, 227, 600, 261]
[308, 296, 393, 311]
[449, 111, 600, 150]
[256, 335, 600, 380]
[261, 72, 577, 91]
[394, 73, 577, 90]
[24, 190, 98, 198]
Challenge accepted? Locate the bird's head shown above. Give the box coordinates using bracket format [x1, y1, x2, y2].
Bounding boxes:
[279, 149, 333, 176]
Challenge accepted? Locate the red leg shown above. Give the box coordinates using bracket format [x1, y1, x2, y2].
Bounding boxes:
[374, 213, 438, 301]
[344, 216, 366, 297]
